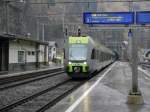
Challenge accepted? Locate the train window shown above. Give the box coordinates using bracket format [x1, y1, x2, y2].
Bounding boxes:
[97, 51, 99, 60]
[96, 50, 99, 60]
[104, 53, 106, 60]
[102, 53, 105, 61]
[91, 49, 95, 59]
[101, 52, 103, 61]
[95, 50, 97, 59]
[99, 51, 101, 61]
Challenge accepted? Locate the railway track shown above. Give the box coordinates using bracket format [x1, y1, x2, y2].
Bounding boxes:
[0, 63, 113, 112]
[0, 70, 64, 91]
[0, 71, 68, 110]
[141, 63, 150, 68]
[0, 79, 85, 112]
[0, 67, 63, 85]
[140, 63, 150, 71]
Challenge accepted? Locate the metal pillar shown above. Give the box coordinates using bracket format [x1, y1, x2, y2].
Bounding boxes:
[78, 28, 81, 36]
[37, 19, 40, 40]
[127, 0, 143, 104]
[127, 29, 144, 104]
[42, 24, 45, 42]
[127, 28, 143, 104]
[36, 44, 40, 68]
[5, 1, 10, 34]
[130, 29, 139, 93]
[129, 1, 140, 94]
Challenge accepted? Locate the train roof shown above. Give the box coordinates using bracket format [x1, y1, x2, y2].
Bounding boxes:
[68, 36, 89, 44]
[68, 36, 114, 55]
[88, 36, 114, 54]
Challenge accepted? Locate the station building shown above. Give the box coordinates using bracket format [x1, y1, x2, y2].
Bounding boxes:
[0, 34, 49, 72]
[48, 41, 57, 61]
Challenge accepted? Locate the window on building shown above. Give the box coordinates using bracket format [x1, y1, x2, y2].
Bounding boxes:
[32, 51, 35, 55]
[28, 51, 31, 55]
[48, 0, 55, 7]
[18, 51, 25, 63]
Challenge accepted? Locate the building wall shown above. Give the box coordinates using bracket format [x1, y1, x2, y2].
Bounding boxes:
[45, 45, 49, 63]
[9, 40, 36, 63]
[39, 45, 45, 62]
[0, 1, 5, 33]
[8, 40, 48, 71]
[49, 46, 56, 60]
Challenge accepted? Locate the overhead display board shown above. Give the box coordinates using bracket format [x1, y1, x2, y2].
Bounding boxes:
[136, 11, 150, 24]
[83, 12, 134, 24]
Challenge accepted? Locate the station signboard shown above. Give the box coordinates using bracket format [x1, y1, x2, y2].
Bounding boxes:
[83, 12, 134, 25]
[136, 11, 150, 24]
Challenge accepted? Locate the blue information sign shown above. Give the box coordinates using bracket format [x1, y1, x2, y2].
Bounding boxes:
[83, 12, 134, 24]
[136, 12, 150, 24]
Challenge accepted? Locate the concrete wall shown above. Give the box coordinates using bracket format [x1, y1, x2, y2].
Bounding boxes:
[39, 45, 45, 62]
[9, 40, 36, 63]
[49, 46, 56, 60]
[8, 40, 48, 71]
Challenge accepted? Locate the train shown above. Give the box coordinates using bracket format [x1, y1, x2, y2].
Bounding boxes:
[64, 36, 116, 78]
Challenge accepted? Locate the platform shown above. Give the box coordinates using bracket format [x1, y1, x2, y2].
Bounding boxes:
[46, 61, 150, 112]
[0, 64, 63, 79]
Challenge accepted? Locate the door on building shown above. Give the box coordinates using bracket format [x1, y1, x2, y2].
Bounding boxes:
[0, 45, 2, 71]
[0, 39, 9, 71]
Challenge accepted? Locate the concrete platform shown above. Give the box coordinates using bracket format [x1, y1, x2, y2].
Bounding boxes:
[45, 62, 150, 112]
[0, 64, 63, 80]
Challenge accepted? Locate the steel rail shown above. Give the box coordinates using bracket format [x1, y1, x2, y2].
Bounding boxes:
[0, 79, 71, 112]
[0, 62, 114, 112]
[0, 68, 63, 85]
[36, 81, 85, 112]
[6, 0, 150, 4]
[0, 70, 64, 91]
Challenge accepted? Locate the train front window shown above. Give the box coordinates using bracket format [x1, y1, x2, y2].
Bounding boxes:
[69, 44, 87, 60]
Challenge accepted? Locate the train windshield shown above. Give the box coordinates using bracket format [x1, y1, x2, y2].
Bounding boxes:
[69, 44, 87, 60]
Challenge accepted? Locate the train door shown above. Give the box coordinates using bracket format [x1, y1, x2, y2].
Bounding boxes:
[0, 39, 9, 71]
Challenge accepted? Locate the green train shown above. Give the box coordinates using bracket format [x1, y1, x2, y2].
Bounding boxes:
[64, 36, 115, 78]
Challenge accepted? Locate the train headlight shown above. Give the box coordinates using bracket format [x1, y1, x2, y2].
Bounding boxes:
[69, 62, 72, 64]
[83, 62, 87, 64]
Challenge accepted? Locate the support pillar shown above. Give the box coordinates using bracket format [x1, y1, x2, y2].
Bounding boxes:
[127, 29, 144, 104]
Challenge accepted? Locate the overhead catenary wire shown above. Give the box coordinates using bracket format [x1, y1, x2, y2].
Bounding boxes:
[4, 0, 150, 4]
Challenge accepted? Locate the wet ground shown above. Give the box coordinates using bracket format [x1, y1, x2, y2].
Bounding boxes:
[46, 62, 150, 112]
